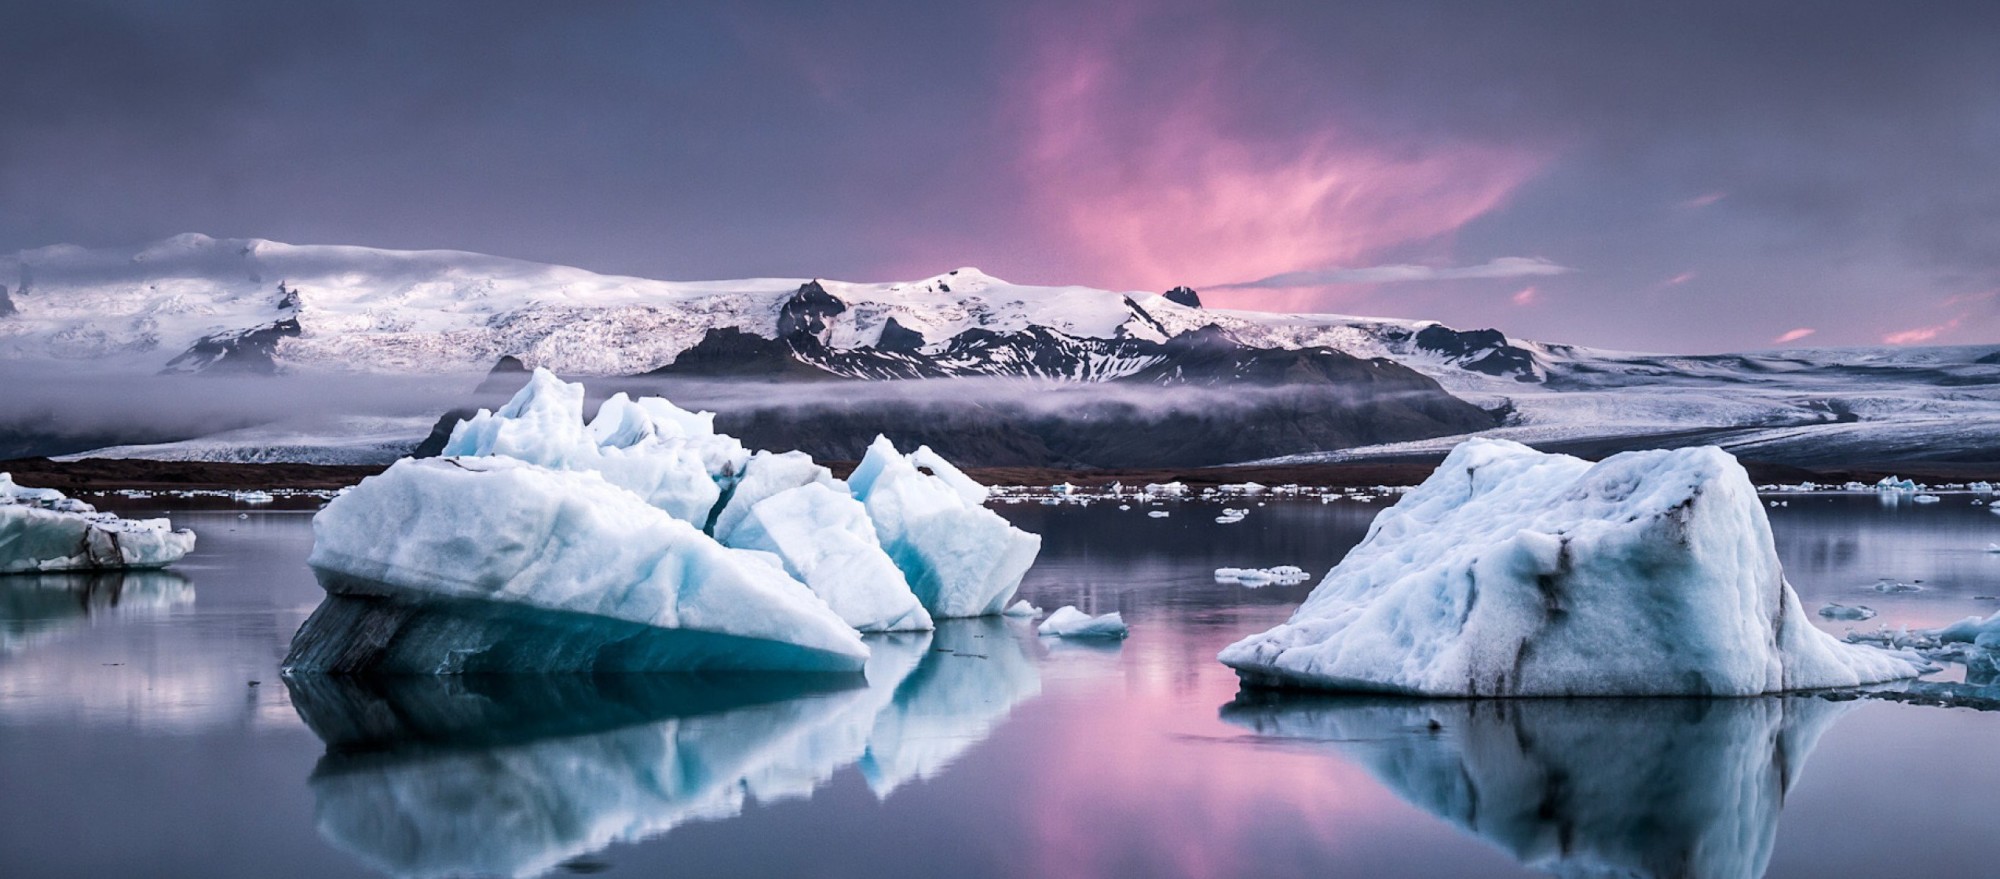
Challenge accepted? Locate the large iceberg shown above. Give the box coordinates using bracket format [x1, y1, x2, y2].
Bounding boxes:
[290, 456, 869, 674]
[1, 473, 195, 573]
[1221, 694, 1849, 879]
[848, 436, 1041, 617]
[1219, 439, 1922, 696]
[287, 369, 1033, 672]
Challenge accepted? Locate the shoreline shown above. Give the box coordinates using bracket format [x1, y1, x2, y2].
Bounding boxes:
[6, 455, 1997, 493]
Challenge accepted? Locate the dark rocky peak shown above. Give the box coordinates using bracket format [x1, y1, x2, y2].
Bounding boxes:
[1120, 296, 1171, 339]
[162, 317, 302, 375]
[874, 317, 927, 354]
[1413, 324, 1541, 382]
[1164, 286, 1202, 308]
[1976, 349, 2000, 365]
[276, 282, 301, 311]
[0, 283, 13, 318]
[776, 281, 847, 350]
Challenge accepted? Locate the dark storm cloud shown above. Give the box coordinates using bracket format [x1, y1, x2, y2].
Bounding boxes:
[2, 0, 1997, 352]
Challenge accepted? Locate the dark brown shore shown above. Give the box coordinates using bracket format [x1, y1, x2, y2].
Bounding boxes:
[6, 455, 1999, 493]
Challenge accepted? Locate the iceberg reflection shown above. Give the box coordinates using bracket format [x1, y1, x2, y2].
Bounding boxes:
[0, 570, 193, 653]
[289, 618, 1041, 879]
[1220, 693, 1850, 879]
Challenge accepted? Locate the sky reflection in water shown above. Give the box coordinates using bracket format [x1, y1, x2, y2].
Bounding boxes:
[0, 495, 1997, 878]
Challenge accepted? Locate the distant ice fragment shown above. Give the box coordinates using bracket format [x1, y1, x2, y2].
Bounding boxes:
[1003, 599, 1043, 618]
[0, 473, 195, 572]
[1215, 565, 1310, 586]
[1818, 603, 1877, 621]
[847, 436, 1041, 618]
[1037, 606, 1128, 639]
[1218, 439, 1924, 696]
[1147, 510, 1170, 519]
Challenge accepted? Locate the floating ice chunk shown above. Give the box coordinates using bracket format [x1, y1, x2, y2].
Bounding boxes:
[1932, 610, 2000, 650]
[1818, 603, 1877, 621]
[1147, 510, 1170, 519]
[1872, 579, 1922, 593]
[1003, 599, 1043, 618]
[1914, 494, 1942, 504]
[1215, 565, 1312, 586]
[1973, 481, 1995, 494]
[711, 450, 841, 543]
[289, 457, 869, 673]
[0, 474, 195, 572]
[728, 483, 932, 633]
[1218, 439, 1924, 696]
[1144, 481, 1187, 496]
[847, 436, 1040, 618]
[233, 490, 274, 504]
[1876, 476, 1918, 492]
[1037, 606, 1129, 639]
[1215, 508, 1249, 524]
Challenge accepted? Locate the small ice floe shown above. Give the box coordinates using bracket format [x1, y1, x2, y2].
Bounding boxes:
[1, 473, 196, 572]
[1819, 603, 1878, 621]
[1144, 482, 1187, 497]
[1215, 508, 1249, 524]
[1913, 494, 1942, 504]
[1877, 476, 1918, 493]
[1147, 510, 1170, 519]
[1037, 606, 1128, 639]
[1002, 599, 1043, 618]
[234, 490, 275, 504]
[1873, 579, 1924, 593]
[1214, 566, 1312, 586]
[1987, 543, 2000, 554]
[1117, 504, 1131, 511]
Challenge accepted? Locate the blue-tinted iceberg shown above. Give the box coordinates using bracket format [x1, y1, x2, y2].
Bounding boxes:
[290, 456, 868, 673]
[1219, 439, 1923, 696]
[848, 436, 1041, 618]
[288, 369, 1030, 672]
[0, 473, 195, 573]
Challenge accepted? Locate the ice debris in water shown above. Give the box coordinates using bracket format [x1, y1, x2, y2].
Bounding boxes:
[1872, 579, 1923, 593]
[1, 473, 195, 573]
[1818, 603, 1877, 621]
[287, 368, 1041, 673]
[1215, 508, 1249, 524]
[1217, 439, 1925, 696]
[1003, 600, 1043, 618]
[1147, 510, 1171, 519]
[1215, 566, 1311, 586]
[1037, 606, 1129, 639]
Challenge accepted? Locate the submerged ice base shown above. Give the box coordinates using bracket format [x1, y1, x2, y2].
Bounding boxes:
[1219, 439, 1922, 696]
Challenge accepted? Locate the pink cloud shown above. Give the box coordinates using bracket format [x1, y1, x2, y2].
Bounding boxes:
[1012, 5, 1548, 304]
[1884, 317, 1963, 345]
[1679, 191, 1728, 209]
[1660, 271, 1697, 288]
[1772, 327, 1815, 344]
[1512, 286, 1539, 306]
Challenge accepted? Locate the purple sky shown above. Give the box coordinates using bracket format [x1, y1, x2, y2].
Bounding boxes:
[3, 1, 1998, 352]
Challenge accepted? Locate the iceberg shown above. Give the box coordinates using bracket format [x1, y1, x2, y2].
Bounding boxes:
[1219, 439, 1923, 696]
[288, 456, 869, 674]
[1037, 606, 1129, 639]
[444, 372, 747, 525]
[1221, 693, 1850, 879]
[727, 482, 933, 633]
[847, 436, 1041, 618]
[0, 473, 195, 572]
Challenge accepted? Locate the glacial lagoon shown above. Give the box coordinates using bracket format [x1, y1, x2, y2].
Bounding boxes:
[2, 494, 1997, 878]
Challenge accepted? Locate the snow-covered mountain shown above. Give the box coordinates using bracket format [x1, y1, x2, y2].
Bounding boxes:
[0, 233, 1538, 381]
[5, 234, 1998, 470]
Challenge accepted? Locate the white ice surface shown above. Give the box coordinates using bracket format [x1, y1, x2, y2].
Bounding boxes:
[1037, 606, 1129, 639]
[0, 474, 195, 572]
[306, 456, 869, 672]
[847, 436, 1040, 618]
[1219, 439, 1923, 696]
[728, 483, 933, 633]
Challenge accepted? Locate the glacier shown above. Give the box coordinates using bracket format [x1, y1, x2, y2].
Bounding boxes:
[1222, 693, 1850, 879]
[286, 369, 1037, 672]
[1218, 439, 1924, 696]
[0, 473, 195, 573]
[849, 436, 1042, 617]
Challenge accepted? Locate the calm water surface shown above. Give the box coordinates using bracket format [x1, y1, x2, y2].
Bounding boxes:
[1, 493, 1997, 878]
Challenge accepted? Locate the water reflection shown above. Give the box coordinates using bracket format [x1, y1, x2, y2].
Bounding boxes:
[288, 618, 1042, 879]
[0, 570, 193, 653]
[1221, 694, 1850, 879]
